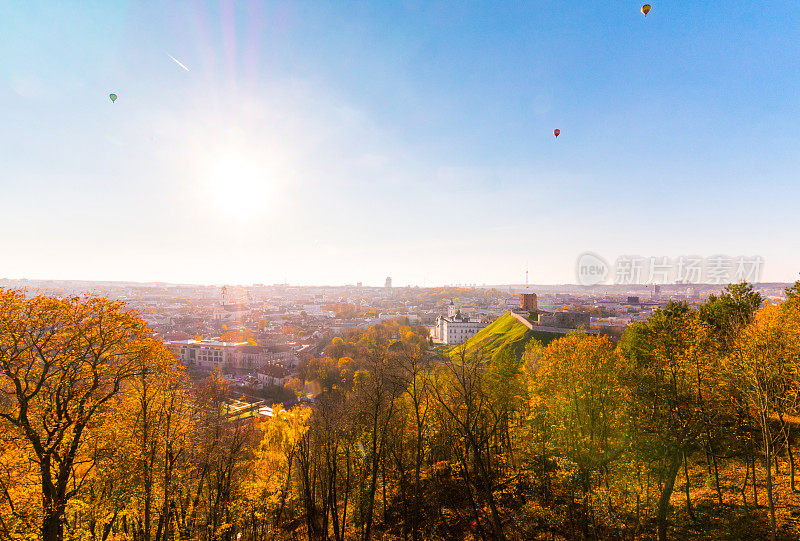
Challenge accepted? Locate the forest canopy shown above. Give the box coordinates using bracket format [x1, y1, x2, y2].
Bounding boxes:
[2, 283, 800, 540]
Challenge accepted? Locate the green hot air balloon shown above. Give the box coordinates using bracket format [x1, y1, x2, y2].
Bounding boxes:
[109, 93, 117, 103]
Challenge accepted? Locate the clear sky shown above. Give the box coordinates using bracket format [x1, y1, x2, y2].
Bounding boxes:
[2, 1, 799, 286]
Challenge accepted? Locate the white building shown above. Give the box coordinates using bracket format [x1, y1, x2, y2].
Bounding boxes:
[447, 301, 459, 318]
[430, 311, 487, 345]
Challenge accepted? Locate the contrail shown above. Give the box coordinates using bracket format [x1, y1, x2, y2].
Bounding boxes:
[167, 53, 190, 71]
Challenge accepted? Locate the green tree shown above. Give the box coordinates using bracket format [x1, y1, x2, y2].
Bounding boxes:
[621, 302, 712, 541]
[700, 282, 763, 351]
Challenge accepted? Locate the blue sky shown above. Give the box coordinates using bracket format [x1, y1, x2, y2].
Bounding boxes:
[2, 1, 799, 286]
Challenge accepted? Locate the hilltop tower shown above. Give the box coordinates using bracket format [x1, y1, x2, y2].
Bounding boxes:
[520, 293, 538, 312]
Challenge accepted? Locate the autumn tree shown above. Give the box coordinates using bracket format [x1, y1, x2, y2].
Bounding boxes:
[533, 334, 629, 536]
[620, 302, 713, 541]
[0, 290, 169, 541]
[246, 406, 311, 537]
[69, 353, 189, 541]
[432, 345, 507, 541]
[725, 302, 800, 541]
[179, 372, 258, 541]
[351, 347, 400, 540]
[0, 424, 38, 539]
[386, 336, 432, 541]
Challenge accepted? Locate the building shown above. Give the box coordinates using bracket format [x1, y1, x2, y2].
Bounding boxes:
[651, 285, 662, 299]
[520, 293, 538, 312]
[256, 363, 291, 387]
[212, 303, 250, 323]
[228, 345, 272, 371]
[430, 310, 488, 345]
[537, 311, 591, 329]
[385, 276, 392, 288]
[447, 300, 459, 318]
[268, 344, 299, 367]
[510, 290, 590, 331]
[213, 285, 251, 322]
[166, 339, 294, 371]
[167, 339, 246, 370]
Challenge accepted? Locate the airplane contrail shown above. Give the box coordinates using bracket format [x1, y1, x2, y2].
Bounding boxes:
[167, 53, 190, 71]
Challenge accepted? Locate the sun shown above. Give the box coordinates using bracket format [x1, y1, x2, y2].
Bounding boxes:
[203, 151, 273, 220]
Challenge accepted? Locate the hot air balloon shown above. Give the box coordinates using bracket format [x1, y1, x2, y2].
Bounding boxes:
[109, 93, 117, 103]
[553, 129, 560, 138]
[641, 4, 651, 16]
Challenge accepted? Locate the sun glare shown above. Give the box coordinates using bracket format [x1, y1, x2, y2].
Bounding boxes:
[203, 151, 273, 220]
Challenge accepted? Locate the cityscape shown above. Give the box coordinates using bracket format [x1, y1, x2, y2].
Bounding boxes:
[0, 275, 792, 392]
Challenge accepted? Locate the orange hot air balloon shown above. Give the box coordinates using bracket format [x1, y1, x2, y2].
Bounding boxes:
[553, 129, 560, 138]
[641, 4, 651, 16]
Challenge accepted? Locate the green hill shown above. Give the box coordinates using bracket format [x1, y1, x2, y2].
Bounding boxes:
[447, 311, 562, 362]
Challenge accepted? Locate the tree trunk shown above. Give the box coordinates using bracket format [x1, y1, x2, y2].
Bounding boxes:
[362, 418, 381, 541]
[656, 448, 683, 541]
[763, 413, 777, 541]
[459, 457, 489, 541]
[328, 443, 341, 541]
[413, 423, 422, 541]
[42, 499, 65, 541]
[752, 449, 759, 507]
[342, 446, 351, 539]
[472, 445, 506, 541]
[705, 430, 723, 506]
[741, 458, 751, 520]
[788, 425, 796, 492]
[101, 511, 118, 541]
[683, 451, 695, 521]
[382, 455, 387, 522]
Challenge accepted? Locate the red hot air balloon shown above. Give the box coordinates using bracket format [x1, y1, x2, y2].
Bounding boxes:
[553, 129, 561, 138]
[641, 4, 651, 16]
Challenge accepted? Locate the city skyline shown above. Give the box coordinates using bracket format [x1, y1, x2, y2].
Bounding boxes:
[3, 2, 800, 285]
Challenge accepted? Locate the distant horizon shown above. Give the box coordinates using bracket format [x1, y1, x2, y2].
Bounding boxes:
[1, 276, 795, 290]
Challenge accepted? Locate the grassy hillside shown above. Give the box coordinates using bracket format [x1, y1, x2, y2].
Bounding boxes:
[447, 311, 561, 362]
